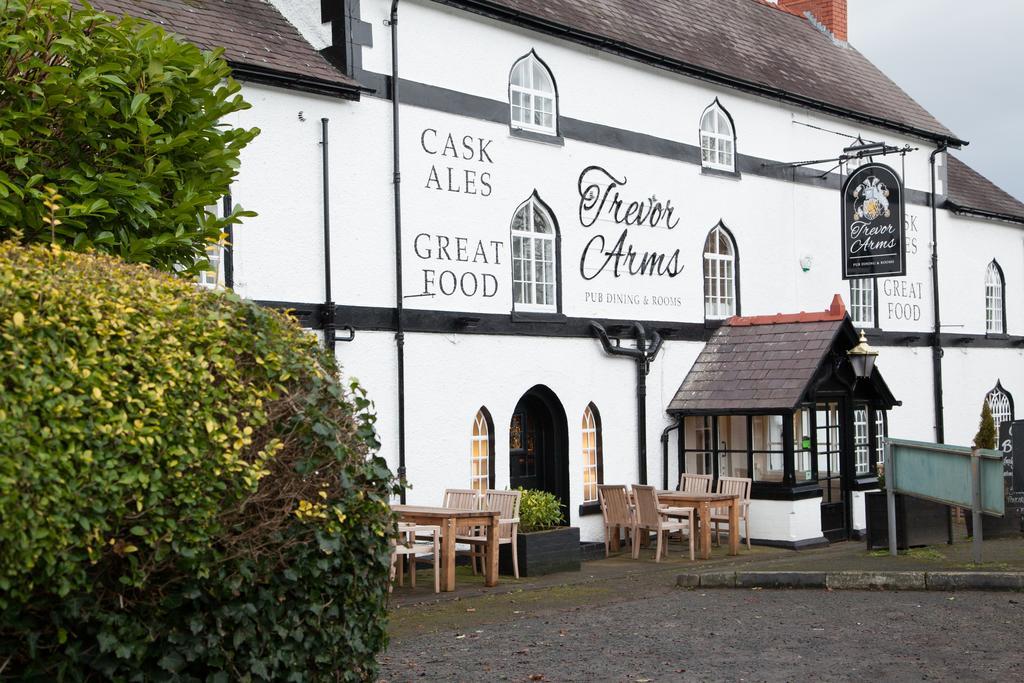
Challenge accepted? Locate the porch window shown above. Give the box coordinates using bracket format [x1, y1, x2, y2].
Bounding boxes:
[873, 409, 888, 474]
[752, 415, 784, 482]
[703, 223, 737, 320]
[683, 416, 714, 475]
[511, 194, 558, 312]
[699, 100, 736, 172]
[792, 409, 813, 482]
[581, 403, 602, 504]
[471, 408, 495, 493]
[509, 51, 557, 135]
[853, 406, 870, 475]
[985, 260, 1005, 334]
[850, 278, 875, 329]
[717, 415, 748, 478]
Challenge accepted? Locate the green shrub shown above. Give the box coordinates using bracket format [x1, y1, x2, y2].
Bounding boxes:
[0, 242, 398, 680]
[0, 0, 258, 274]
[517, 489, 564, 533]
[973, 400, 996, 450]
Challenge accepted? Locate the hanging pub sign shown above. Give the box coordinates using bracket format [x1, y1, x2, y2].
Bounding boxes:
[841, 163, 906, 279]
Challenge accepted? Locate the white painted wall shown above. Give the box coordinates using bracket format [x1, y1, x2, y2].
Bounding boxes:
[222, 1, 1024, 545]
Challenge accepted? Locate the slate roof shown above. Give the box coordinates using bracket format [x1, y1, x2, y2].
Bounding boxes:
[85, 0, 361, 98]
[946, 155, 1024, 225]
[667, 297, 848, 414]
[439, 0, 962, 144]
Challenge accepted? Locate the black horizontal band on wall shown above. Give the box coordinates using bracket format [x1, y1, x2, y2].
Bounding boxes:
[255, 300, 1024, 349]
[359, 71, 937, 209]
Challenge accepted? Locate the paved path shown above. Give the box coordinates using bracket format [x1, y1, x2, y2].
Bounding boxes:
[380, 581, 1023, 682]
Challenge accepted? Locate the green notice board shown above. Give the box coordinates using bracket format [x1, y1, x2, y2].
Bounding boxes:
[888, 438, 1004, 516]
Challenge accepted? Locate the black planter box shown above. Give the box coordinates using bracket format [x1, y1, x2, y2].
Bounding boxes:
[865, 491, 951, 550]
[499, 527, 580, 577]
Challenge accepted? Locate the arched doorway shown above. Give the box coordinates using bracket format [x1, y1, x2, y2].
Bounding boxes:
[509, 385, 569, 520]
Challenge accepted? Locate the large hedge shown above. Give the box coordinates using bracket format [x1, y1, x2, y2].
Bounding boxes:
[0, 241, 398, 680]
[0, 0, 258, 274]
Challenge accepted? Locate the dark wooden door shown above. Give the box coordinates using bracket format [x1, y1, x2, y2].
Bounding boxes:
[509, 409, 540, 491]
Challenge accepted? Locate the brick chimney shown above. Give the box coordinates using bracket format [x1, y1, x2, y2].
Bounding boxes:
[778, 0, 847, 42]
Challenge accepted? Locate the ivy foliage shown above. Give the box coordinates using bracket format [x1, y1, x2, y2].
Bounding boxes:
[0, 242, 399, 680]
[0, 0, 258, 274]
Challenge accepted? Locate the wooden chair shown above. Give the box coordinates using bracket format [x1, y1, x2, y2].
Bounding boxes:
[456, 489, 521, 579]
[598, 484, 634, 557]
[679, 473, 713, 493]
[631, 485, 695, 562]
[443, 488, 481, 510]
[710, 476, 752, 549]
[390, 522, 440, 593]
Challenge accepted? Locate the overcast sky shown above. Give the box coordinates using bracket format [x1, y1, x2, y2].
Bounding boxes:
[848, 0, 1024, 201]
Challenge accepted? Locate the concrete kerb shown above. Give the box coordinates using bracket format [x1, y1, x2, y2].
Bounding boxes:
[678, 570, 1024, 591]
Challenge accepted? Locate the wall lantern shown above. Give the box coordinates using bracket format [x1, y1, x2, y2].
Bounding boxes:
[799, 255, 813, 272]
[847, 329, 879, 379]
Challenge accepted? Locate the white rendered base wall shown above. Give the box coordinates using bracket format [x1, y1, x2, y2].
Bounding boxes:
[850, 490, 870, 534]
[748, 497, 825, 546]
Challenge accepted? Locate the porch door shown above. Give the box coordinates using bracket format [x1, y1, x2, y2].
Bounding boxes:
[815, 401, 848, 541]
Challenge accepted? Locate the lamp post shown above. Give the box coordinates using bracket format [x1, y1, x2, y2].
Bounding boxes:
[847, 329, 879, 380]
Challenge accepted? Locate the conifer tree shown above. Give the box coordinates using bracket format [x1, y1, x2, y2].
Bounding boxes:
[973, 400, 996, 450]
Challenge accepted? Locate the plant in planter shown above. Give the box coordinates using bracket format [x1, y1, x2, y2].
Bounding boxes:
[519, 489, 565, 532]
[498, 489, 581, 577]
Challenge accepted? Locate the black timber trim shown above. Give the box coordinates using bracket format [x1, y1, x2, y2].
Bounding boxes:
[254, 301, 1024, 348]
[364, 73, 940, 209]
[228, 62, 361, 100]
[423, 0, 966, 148]
[578, 501, 601, 517]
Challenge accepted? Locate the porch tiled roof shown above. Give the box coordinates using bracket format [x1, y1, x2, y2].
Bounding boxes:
[667, 297, 848, 414]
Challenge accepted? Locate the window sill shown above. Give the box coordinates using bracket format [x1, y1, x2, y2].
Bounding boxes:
[704, 318, 728, 330]
[850, 476, 881, 491]
[511, 310, 567, 324]
[578, 501, 602, 517]
[510, 127, 565, 146]
[851, 326, 882, 336]
[985, 332, 1010, 341]
[700, 166, 742, 180]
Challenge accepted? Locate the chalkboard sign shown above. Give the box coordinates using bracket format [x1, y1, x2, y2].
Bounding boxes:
[1008, 420, 1024, 506]
[841, 163, 906, 279]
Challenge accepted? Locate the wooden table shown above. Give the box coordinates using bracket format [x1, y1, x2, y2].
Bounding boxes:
[657, 491, 741, 559]
[393, 505, 500, 592]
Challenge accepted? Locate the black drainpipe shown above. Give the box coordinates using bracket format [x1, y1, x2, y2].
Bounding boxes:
[319, 118, 355, 352]
[930, 143, 947, 443]
[660, 419, 681, 490]
[390, 0, 408, 502]
[222, 194, 234, 290]
[591, 322, 664, 484]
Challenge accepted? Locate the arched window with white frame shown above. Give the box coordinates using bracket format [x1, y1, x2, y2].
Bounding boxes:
[986, 382, 1014, 432]
[509, 51, 557, 136]
[581, 403, 603, 505]
[985, 260, 1006, 334]
[511, 192, 559, 313]
[699, 99, 736, 173]
[471, 407, 495, 494]
[703, 222, 738, 320]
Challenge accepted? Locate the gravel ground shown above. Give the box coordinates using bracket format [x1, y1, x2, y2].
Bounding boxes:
[379, 586, 1023, 682]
